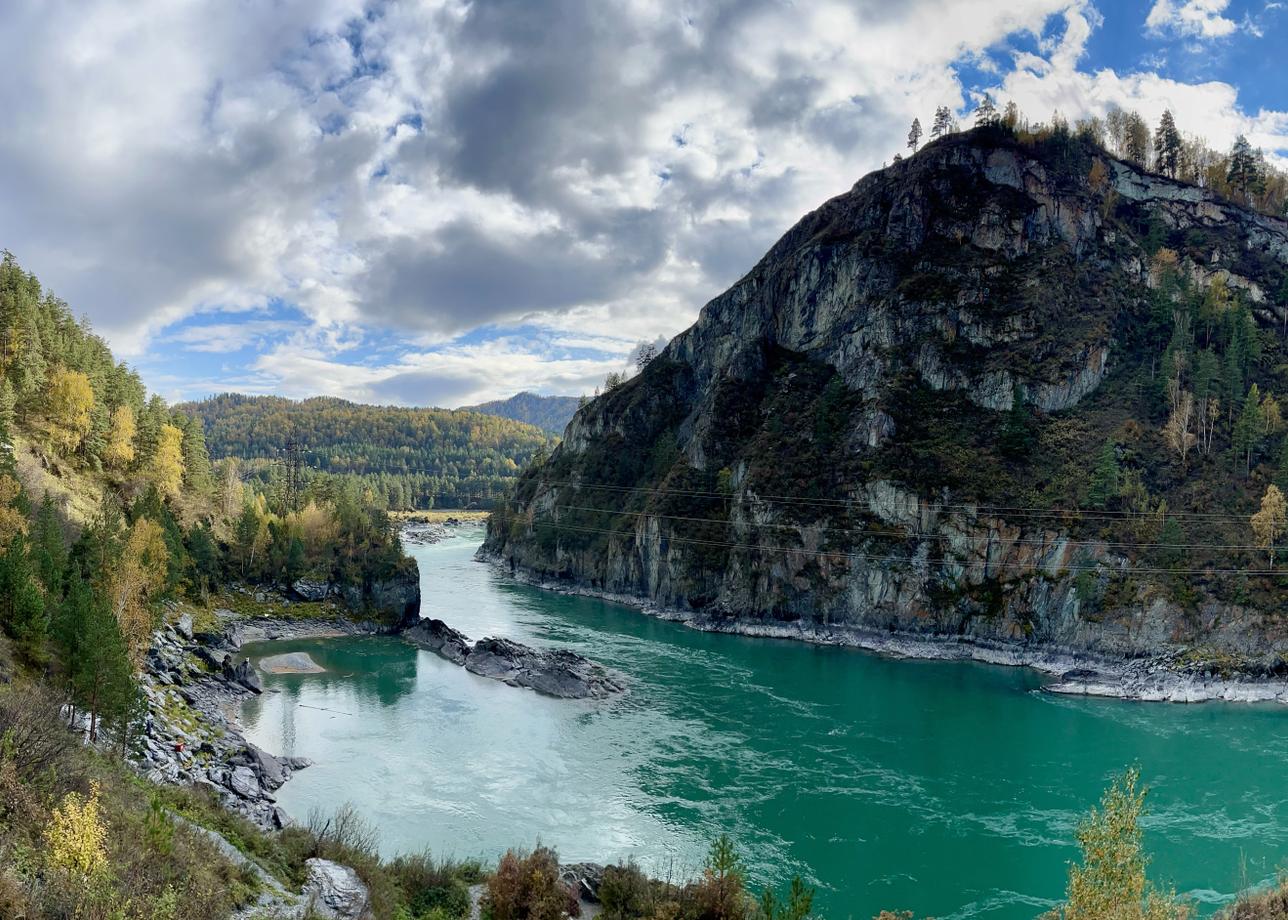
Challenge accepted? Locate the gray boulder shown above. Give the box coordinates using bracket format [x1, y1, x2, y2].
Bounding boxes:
[404, 619, 625, 699]
[222, 657, 263, 694]
[403, 618, 471, 665]
[303, 858, 371, 920]
[175, 612, 193, 640]
[245, 743, 289, 791]
[292, 578, 331, 602]
[228, 766, 262, 800]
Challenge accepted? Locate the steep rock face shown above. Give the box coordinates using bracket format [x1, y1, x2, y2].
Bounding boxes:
[485, 129, 1288, 670]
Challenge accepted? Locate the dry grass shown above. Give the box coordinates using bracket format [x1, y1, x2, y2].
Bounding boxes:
[11, 434, 104, 526]
[1222, 878, 1288, 919]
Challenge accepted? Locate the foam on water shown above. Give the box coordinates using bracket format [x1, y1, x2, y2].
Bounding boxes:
[239, 528, 1288, 919]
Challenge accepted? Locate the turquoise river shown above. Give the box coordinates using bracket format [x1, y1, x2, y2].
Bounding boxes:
[240, 528, 1288, 919]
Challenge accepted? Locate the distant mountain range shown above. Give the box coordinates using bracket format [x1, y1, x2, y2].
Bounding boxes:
[463, 391, 581, 433]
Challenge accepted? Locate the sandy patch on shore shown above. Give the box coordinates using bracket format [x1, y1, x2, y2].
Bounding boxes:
[259, 652, 326, 674]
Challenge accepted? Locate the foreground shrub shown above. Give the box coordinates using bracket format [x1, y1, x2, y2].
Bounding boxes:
[45, 780, 108, 877]
[1044, 768, 1189, 920]
[599, 860, 655, 919]
[388, 850, 481, 918]
[1222, 874, 1288, 918]
[691, 834, 751, 920]
[0, 682, 80, 787]
[484, 845, 580, 920]
[760, 876, 815, 920]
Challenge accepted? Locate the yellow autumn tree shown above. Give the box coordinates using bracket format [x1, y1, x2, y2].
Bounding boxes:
[149, 423, 185, 498]
[290, 500, 338, 555]
[45, 781, 108, 878]
[111, 517, 170, 664]
[102, 404, 137, 470]
[1044, 769, 1187, 920]
[1251, 485, 1288, 567]
[42, 367, 95, 455]
[0, 473, 29, 548]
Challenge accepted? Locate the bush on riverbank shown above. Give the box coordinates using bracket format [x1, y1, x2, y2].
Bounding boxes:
[0, 682, 257, 919]
[1222, 877, 1288, 918]
[1042, 768, 1188, 920]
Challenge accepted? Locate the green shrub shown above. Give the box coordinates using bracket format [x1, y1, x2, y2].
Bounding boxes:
[483, 846, 579, 920]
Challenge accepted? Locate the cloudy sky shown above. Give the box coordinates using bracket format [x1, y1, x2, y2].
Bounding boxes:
[1, 0, 1285, 408]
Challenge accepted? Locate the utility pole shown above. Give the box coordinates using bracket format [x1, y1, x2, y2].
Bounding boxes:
[282, 437, 304, 513]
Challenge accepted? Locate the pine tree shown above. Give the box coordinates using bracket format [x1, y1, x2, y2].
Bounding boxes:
[1228, 135, 1258, 200]
[0, 379, 15, 435]
[999, 386, 1036, 457]
[975, 94, 997, 126]
[134, 394, 167, 469]
[1157, 517, 1184, 568]
[65, 565, 136, 742]
[1123, 111, 1151, 166]
[1088, 443, 1120, 509]
[178, 414, 213, 496]
[13, 311, 46, 410]
[31, 493, 67, 600]
[0, 533, 49, 660]
[1154, 110, 1181, 178]
[1234, 383, 1264, 475]
[907, 117, 922, 153]
[930, 105, 954, 140]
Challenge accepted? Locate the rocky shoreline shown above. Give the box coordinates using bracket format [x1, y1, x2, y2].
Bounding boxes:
[137, 603, 405, 831]
[478, 552, 1288, 705]
[138, 612, 310, 830]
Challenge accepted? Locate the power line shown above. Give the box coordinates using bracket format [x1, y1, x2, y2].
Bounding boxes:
[517, 479, 1264, 526]
[551, 502, 1274, 553]
[532, 518, 1287, 578]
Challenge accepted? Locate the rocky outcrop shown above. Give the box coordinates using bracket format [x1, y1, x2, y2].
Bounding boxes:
[303, 859, 372, 920]
[484, 127, 1288, 689]
[403, 617, 626, 699]
[138, 613, 311, 829]
[284, 561, 421, 627]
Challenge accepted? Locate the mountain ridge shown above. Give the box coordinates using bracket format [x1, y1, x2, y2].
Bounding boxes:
[463, 390, 581, 433]
[484, 125, 1288, 693]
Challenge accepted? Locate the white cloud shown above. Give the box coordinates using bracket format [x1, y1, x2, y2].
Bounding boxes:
[995, 4, 1288, 166]
[1145, 0, 1239, 38]
[1, 0, 1284, 405]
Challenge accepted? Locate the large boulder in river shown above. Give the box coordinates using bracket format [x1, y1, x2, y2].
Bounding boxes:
[403, 620, 625, 699]
[403, 618, 471, 665]
[303, 858, 371, 920]
[467, 637, 627, 699]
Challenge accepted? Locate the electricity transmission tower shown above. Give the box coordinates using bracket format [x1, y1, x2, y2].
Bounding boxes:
[282, 437, 305, 513]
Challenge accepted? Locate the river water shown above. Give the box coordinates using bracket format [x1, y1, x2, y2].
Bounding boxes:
[240, 528, 1288, 919]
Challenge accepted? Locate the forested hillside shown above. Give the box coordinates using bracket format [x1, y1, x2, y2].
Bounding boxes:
[181, 393, 554, 510]
[464, 391, 581, 433]
[0, 249, 414, 734]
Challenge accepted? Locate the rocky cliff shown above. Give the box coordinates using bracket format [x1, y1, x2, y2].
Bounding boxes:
[483, 127, 1288, 683]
